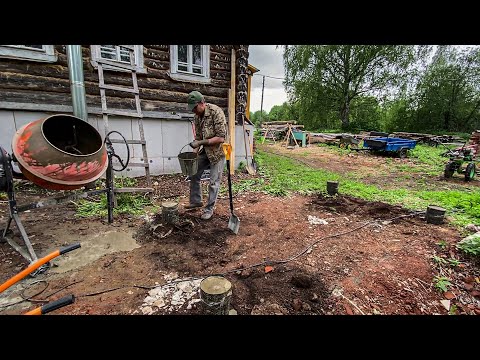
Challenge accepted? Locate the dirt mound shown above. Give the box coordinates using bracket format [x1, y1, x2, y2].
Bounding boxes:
[310, 194, 412, 219]
[230, 266, 331, 315]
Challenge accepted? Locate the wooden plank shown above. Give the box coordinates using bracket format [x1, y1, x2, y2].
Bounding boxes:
[119, 45, 135, 50]
[229, 49, 236, 175]
[126, 163, 150, 168]
[103, 109, 143, 118]
[0, 101, 197, 120]
[114, 187, 153, 193]
[99, 83, 139, 94]
[110, 139, 146, 145]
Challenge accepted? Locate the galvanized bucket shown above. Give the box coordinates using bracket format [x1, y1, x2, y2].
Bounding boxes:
[178, 144, 198, 176]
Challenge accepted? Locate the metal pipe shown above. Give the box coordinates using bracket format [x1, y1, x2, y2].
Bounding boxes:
[66, 45, 88, 121]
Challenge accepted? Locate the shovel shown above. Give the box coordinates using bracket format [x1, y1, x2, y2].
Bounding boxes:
[222, 143, 240, 234]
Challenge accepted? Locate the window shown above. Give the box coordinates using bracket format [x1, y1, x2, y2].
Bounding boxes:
[170, 45, 210, 83]
[0, 45, 57, 62]
[90, 45, 146, 73]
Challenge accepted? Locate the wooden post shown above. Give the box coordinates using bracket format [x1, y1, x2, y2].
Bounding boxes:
[228, 49, 236, 175]
[327, 181, 339, 196]
[426, 205, 446, 224]
[199, 276, 232, 315]
[161, 201, 178, 224]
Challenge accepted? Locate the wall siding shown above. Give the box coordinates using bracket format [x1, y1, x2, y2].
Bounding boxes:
[0, 45, 253, 176]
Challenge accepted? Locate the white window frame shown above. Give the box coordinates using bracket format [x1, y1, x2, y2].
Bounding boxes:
[169, 45, 210, 83]
[0, 45, 57, 62]
[90, 45, 146, 74]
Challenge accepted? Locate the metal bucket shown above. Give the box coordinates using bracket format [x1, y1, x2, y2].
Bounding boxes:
[12, 114, 108, 190]
[178, 144, 198, 177]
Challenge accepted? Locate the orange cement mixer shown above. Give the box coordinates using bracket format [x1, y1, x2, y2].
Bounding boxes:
[12, 114, 108, 190]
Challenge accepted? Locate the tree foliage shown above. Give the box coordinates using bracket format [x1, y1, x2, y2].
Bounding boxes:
[283, 45, 418, 130]
[254, 45, 480, 135]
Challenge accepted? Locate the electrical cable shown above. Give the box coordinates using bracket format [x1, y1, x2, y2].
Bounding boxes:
[253, 73, 285, 80]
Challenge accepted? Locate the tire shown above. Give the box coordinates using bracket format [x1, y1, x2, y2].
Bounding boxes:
[444, 161, 456, 178]
[398, 148, 408, 159]
[465, 162, 476, 181]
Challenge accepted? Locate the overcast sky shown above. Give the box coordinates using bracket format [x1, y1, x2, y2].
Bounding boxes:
[248, 45, 288, 113]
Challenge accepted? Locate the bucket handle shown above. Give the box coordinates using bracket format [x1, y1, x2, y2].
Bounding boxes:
[179, 143, 193, 155]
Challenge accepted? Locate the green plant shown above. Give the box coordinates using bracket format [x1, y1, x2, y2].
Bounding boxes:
[456, 233, 480, 256]
[237, 161, 246, 172]
[436, 240, 448, 249]
[115, 176, 137, 188]
[433, 276, 452, 292]
[432, 255, 447, 265]
[447, 258, 461, 267]
[75, 192, 155, 218]
[448, 304, 458, 315]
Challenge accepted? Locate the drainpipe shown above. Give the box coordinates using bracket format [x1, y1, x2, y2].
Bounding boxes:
[66, 45, 88, 121]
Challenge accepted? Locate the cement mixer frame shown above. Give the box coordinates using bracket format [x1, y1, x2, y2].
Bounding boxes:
[0, 128, 130, 269]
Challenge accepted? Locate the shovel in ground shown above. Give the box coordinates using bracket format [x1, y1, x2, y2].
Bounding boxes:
[222, 143, 240, 234]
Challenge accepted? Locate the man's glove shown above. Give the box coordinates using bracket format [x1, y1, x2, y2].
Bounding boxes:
[189, 139, 209, 148]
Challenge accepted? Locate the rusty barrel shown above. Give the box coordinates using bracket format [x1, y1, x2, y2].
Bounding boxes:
[12, 114, 108, 190]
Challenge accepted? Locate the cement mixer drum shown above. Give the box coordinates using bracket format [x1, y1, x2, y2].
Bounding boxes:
[12, 114, 108, 190]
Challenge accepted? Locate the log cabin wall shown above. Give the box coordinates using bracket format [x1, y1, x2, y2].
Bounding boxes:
[0, 45, 235, 115]
[0, 45, 253, 175]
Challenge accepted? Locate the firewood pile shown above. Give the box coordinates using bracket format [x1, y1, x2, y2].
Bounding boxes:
[391, 132, 463, 145]
[260, 121, 304, 142]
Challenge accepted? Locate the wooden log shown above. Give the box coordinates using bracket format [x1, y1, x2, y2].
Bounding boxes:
[144, 58, 170, 71]
[263, 121, 298, 125]
[426, 205, 446, 224]
[211, 60, 230, 72]
[0, 61, 70, 79]
[56, 53, 91, 68]
[210, 45, 233, 54]
[143, 48, 170, 62]
[199, 276, 232, 315]
[211, 70, 230, 81]
[327, 181, 339, 195]
[145, 45, 169, 51]
[161, 201, 179, 224]
[211, 51, 231, 63]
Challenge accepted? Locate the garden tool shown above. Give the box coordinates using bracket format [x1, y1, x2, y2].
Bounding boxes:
[24, 295, 75, 315]
[222, 143, 240, 234]
[241, 115, 255, 175]
[0, 243, 81, 293]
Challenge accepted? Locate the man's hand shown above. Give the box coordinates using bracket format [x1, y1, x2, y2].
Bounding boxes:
[189, 139, 209, 148]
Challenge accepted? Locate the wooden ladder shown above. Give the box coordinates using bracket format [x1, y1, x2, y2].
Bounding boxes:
[96, 45, 152, 194]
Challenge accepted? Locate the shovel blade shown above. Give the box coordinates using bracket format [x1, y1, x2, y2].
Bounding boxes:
[228, 214, 240, 234]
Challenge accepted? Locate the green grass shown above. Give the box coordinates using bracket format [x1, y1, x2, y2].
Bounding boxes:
[76, 193, 156, 217]
[75, 177, 157, 217]
[253, 150, 480, 227]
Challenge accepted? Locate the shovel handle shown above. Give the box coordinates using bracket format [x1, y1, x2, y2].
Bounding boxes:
[0, 243, 81, 294]
[24, 295, 75, 315]
[222, 143, 232, 161]
[225, 159, 234, 214]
